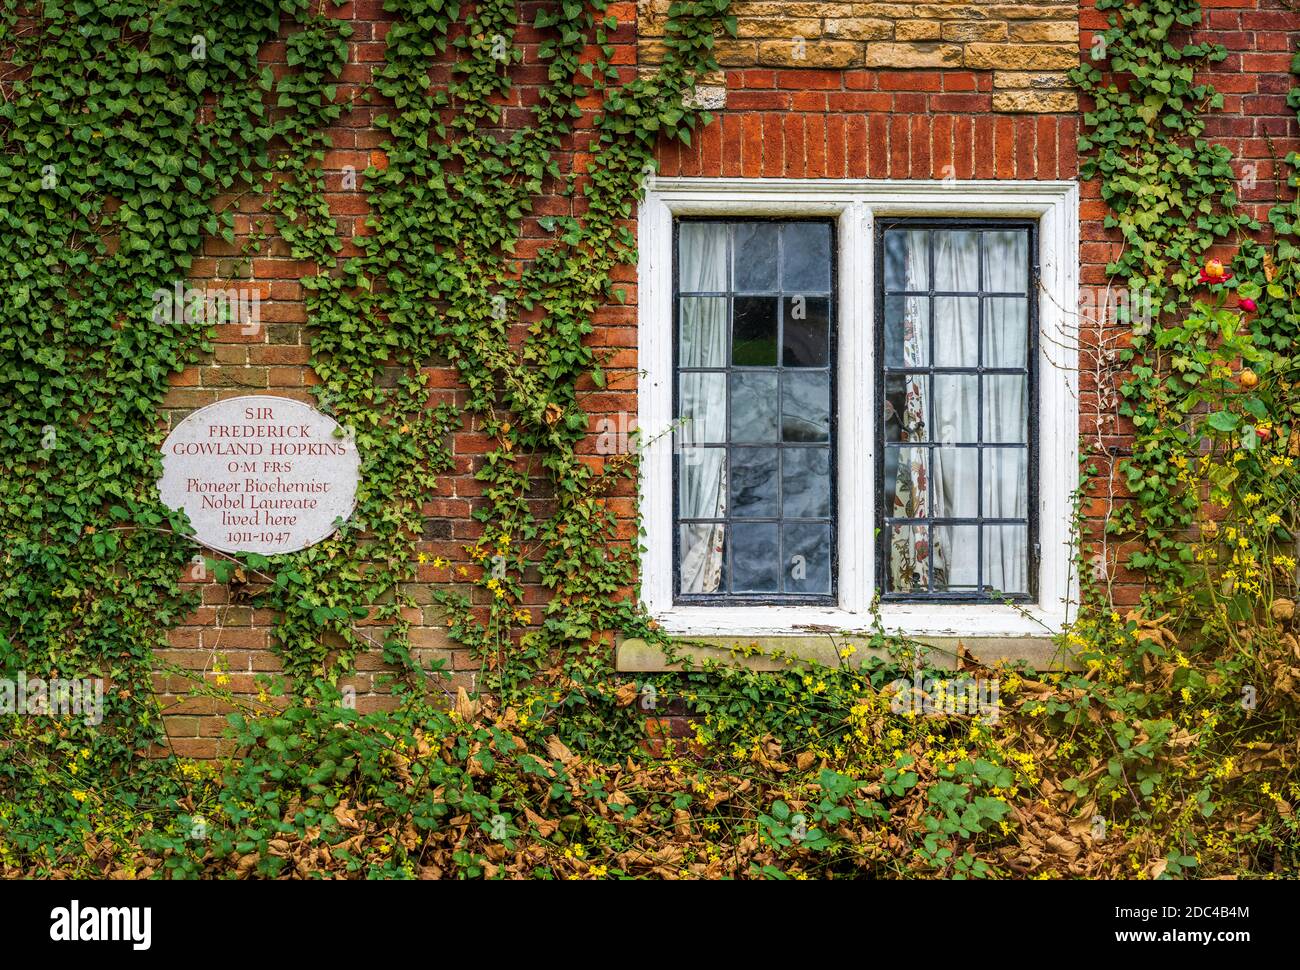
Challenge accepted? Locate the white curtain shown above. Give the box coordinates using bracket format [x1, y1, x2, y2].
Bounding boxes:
[982, 231, 1029, 595]
[891, 229, 1029, 595]
[678, 224, 728, 593]
[888, 230, 932, 593]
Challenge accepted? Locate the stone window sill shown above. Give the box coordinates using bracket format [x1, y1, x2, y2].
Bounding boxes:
[616, 634, 1074, 673]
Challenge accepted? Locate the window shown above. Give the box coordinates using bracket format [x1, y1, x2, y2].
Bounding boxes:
[877, 220, 1037, 602]
[674, 220, 836, 603]
[638, 180, 1078, 638]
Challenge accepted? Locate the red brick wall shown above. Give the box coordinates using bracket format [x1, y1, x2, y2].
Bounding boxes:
[1074, 0, 1300, 608]
[662, 69, 1077, 180]
[157, 0, 1300, 754]
[158, 0, 648, 755]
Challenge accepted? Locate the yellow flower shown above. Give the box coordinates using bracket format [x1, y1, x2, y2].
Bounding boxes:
[72, 790, 87, 802]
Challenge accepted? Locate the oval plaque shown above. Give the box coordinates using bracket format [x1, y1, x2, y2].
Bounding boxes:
[159, 395, 359, 555]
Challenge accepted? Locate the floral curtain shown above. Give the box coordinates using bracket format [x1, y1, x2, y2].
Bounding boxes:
[888, 229, 1029, 595]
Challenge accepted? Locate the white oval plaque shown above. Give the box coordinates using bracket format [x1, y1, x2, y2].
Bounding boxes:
[159, 395, 359, 555]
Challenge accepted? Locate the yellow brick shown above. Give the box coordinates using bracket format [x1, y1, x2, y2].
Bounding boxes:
[733, 2, 856, 17]
[986, 5, 1077, 19]
[736, 18, 823, 38]
[757, 39, 864, 67]
[1008, 21, 1078, 42]
[689, 1, 1082, 72]
[863, 42, 963, 68]
[941, 22, 1009, 42]
[992, 89, 1080, 112]
[912, 6, 995, 19]
[639, 39, 669, 64]
[895, 22, 943, 41]
[964, 43, 1078, 69]
[640, 0, 672, 30]
[852, 3, 912, 15]
[994, 70, 1072, 89]
[826, 18, 895, 40]
[717, 40, 763, 65]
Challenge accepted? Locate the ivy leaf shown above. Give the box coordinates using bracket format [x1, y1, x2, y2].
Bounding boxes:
[1205, 411, 1240, 433]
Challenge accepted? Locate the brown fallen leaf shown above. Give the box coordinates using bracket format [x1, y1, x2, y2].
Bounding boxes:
[333, 801, 360, 831]
[1046, 834, 1081, 860]
[673, 810, 692, 839]
[613, 681, 639, 707]
[455, 687, 481, 722]
[525, 808, 558, 838]
[546, 735, 575, 765]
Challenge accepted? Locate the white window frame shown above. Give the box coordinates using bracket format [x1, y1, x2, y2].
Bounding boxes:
[637, 178, 1079, 639]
